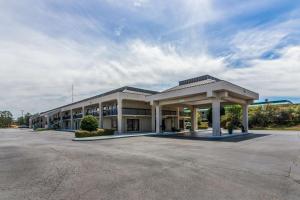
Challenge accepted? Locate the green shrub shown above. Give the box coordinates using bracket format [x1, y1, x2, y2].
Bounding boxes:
[75, 129, 115, 138]
[226, 121, 234, 134]
[34, 128, 49, 131]
[198, 122, 208, 129]
[80, 115, 98, 131]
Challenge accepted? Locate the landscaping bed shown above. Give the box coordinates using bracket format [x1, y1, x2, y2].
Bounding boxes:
[75, 129, 115, 138]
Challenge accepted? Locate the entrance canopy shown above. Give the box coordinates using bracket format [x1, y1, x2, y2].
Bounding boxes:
[146, 75, 259, 136]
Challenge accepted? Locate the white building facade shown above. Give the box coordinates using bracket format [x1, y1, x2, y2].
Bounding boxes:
[30, 75, 259, 136]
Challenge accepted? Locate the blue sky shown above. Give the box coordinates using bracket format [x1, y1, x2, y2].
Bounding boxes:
[1, 0, 300, 117]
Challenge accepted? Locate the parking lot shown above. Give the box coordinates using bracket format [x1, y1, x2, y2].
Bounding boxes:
[0, 128, 300, 200]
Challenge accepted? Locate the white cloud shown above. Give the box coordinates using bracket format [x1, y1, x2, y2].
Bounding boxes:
[0, 0, 300, 118]
[133, 0, 148, 7]
[0, 27, 226, 116]
[222, 46, 300, 97]
[2, 21, 300, 118]
[230, 18, 300, 60]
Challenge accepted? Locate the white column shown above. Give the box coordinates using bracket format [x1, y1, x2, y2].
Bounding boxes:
[212, 99, 221, 136]
[242, 104, 249, 133]
[155, 104, 162, 133]
[192, 107, 198, 132]
[99, 102, 103, 129]
[70, 110, 73, 130]
[191, 107, 194, 132]
[46, 115, 50, 129]
[151, 104, 156, 132]
[177, 107, 180, 130]
[117, 98, 123, 134]
[60, 112, 63, 129]
[29, 118, 32, 129]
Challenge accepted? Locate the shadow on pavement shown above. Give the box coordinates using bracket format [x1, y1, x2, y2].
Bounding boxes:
[149, 133, 271, 143]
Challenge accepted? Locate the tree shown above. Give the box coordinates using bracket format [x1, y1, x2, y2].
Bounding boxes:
[295, 106, 300, 123]
[24, 113, 32, 126]
[80, 115, 98, 131]
[17, 116, 25, 125]
[16, 113, 31, 126]
[225, 105, 242, 127]
[196, 111, 201, 126]
[0, 111, 13, 128]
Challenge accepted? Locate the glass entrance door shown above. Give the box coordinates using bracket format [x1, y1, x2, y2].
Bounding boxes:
[127, 119, 139, 132]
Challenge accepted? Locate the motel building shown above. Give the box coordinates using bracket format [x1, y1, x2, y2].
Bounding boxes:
[30, 75, 259, 136]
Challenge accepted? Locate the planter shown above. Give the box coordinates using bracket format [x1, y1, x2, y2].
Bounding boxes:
[241, 125, 245, 133]
[226, 121, 234, 134]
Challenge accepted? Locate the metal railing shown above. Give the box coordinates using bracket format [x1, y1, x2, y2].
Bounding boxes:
[85, 111, 99, 117]
[162, 110, 177, 116]
[73, 113, 83, 119]
[180, 112, 191, 117]
[123, 108, 151, 115]
[103, 109, 117, 116]
[63, 115, 71, 120]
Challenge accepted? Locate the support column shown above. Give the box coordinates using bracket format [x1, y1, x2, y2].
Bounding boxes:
[60, 112, 63, 129]
[242, 104, 249, 133]
[82, 106, 85, 117]
[155, 104, 162, 133]
[151, 104, 156, 132]
[29, 118, 32, 129]
[70, 110, 73, 130]
[46, 115, 50, 129]
[177, 107, 180, 130]
[99, 102, 103, 128]
[191, 107, 194, 132]
[212, 99, 221, 136]
[192, 107, 198, 132]
[117, 98, 123, 134]
[80, 107, 85, 129]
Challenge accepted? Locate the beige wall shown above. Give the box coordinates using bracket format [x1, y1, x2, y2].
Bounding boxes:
[164, 117, 176, 131]
[162, 105, 177, 111]
[123, 100, 151, 109]
[103, 117, 113, 129]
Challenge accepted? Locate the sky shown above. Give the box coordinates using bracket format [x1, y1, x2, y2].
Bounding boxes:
[1, 0, 300, 118]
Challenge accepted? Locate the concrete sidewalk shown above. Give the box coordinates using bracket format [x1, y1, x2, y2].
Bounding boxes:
[72, 130, 249, 141]
[72, 132, 157, 141]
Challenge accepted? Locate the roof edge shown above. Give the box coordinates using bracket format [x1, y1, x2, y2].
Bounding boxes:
[40, 86, 158, 115]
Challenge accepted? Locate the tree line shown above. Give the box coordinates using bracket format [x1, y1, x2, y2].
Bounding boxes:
[0, 111, 13, 128]
[207, 104, 300, 129]
[0, 111, 32, 128]
[16, 113, 32, 127]
[248, 104, 300, 128]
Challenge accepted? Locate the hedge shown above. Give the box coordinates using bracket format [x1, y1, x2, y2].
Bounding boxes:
[75, 129, 115, 138]
[34, 128, 50, 131]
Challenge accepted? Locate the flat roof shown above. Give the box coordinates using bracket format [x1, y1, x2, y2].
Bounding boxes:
[179, 75, 221, 86]
[40, 86, 158, 115]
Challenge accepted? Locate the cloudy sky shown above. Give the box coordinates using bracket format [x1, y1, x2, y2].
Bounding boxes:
[1, 0, 300, 118]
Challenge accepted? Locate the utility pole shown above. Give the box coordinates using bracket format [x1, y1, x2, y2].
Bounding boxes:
[21, 110, 24, 125]
[72, 84, 74, 103]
